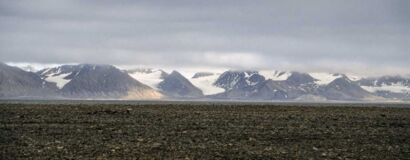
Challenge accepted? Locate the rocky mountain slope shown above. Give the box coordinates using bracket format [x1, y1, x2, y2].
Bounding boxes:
[0, 63, 58, 98]
[158, 71, 204, 98]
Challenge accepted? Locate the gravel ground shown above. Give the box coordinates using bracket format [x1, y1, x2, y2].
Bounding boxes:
[0, 103, 409, 159]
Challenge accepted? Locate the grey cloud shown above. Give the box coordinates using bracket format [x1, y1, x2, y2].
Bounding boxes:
[0, 0, 409, 75]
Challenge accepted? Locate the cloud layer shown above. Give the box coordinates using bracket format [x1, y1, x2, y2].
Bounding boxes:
[0, 0, 409, 75]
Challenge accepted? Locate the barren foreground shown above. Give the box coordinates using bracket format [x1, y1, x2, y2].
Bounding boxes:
[0, 102, 409, 159]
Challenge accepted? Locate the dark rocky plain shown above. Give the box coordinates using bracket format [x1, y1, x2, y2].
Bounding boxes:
[0, 101, 409, 159]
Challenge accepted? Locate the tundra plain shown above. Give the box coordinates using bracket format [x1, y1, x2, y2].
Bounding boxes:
[0, 101, 409, 159]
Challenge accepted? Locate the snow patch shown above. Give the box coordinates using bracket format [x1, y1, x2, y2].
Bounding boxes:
[244, 72, 258, 86]
[44, 73, 71, 89]
[309, 73, 342, 85]
[346, 74, 362, 81]
[259, 70, 291, 81]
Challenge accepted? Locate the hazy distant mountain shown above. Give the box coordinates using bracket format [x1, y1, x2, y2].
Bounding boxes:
[359, 76, 410, 86]
[318, 77, 376, 101]
[358, 76, 410, 100]
[6, 63, 54, 73]
[158, 71, 203, 98]
[0, 62, 58, 98]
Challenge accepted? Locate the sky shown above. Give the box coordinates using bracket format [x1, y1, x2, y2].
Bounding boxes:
[0, 0, 409, 76]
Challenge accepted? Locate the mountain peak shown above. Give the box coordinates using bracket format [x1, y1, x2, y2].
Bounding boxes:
[320, 76, 374, 100]
[286, 72, 316, 85]
[158, 71, 203, 98]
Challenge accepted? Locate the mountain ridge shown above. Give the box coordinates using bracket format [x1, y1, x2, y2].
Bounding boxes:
[2, 62, 409, 101]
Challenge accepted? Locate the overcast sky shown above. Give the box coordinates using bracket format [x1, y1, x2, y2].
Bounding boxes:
[0, 0, 409, 75]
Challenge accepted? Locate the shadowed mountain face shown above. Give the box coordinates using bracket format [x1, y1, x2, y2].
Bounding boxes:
[61, 64, 149, 97]
[38, 64, 161, 99]
[318, 77, 375, 101]
[214, 71, 265, 90]
[0, 63, 58, 98]
[158, 71, 203, 98]
[251, 80, 317, 100]
[211, 71, 265, 99]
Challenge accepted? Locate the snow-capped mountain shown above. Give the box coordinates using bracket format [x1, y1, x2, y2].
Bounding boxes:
[211, 71, 320, 100]
[210, 71, 380, 101]
[126, 68, 226, 96]
[3, 62, 410, 101]
[37, 64, 161, 99]
[210, 71, 266, 99]
[38, 65, 80, 89]
[214, 71, 265, 91]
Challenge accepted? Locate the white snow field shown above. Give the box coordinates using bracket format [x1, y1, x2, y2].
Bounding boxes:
[190, 73, 225, 95]
[309, 73, 343, 85]
[128, 69, 165, 89]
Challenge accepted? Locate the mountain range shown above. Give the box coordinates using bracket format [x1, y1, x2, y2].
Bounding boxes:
[1, 62, 409, 101]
